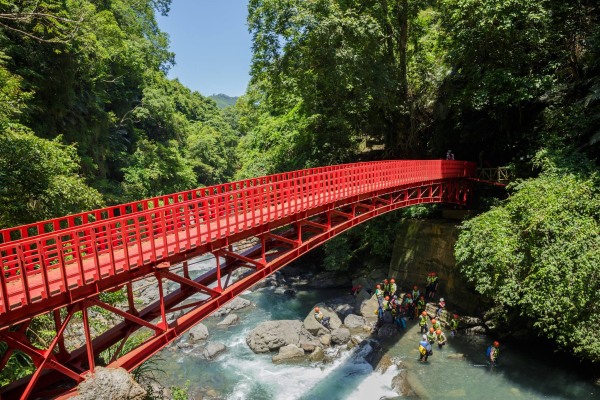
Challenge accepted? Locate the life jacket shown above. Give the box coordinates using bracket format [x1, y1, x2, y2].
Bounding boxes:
[419, 315, 428, 326]
[375, 288, 383, 298]
[417, 299, 425, 309]
[390, 283, 397, 294]
[433, 321, 441, 330]
[427, 332, 436, 343]
[412, 290, 420, 299]
[314, 312, 323, 322]
[450, 319, 459, 329]
[419, 341, 429, 355]
[436, 333, 446, 343]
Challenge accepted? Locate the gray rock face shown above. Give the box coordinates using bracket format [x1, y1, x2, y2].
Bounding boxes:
[299, 339, 320, 352]
[303, 305, 342, 336]
[214, 297, 252, 317]
[202, 342, 226, 360]
[246, 320, 303, 353]
[309, 346, 325, 362]
[331, 327, 351, 345]
[377, 324, 398, 338]
[188, 323, 209, 343]
[217, 313, 240, 327]
[320, 334, 332, 346]
[392, 370, 417, 397]
[272, 344, 305, 363]
[359, 295, 379, 318]
[344, 314, 367, 329]
[72, 367, 146, 400]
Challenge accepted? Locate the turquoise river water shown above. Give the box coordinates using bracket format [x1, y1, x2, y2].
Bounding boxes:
[153, 285, 600, 400]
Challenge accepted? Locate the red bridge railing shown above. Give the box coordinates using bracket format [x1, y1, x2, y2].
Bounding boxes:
[0, 160, 475, 321]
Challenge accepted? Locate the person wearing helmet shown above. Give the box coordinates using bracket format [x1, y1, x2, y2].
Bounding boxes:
[450, 314, 459, 337]
[314, 307, 331, 329]
[427, 327, 436, 345]
[416, 295, 426, 315]
[382, 279, 390, 296]
[419, 311, 428, 333]
[431, 318, 441, 331]
[436, 297, 446, 318]
[419, 334, 433, 362]
[436, 329, 447, 348]
[375, 284, 384, 308]
[425, 273, 433, 298]
[487, 341, 500, 364]
[403, 293, 415, 320]
[429, 272, 439, 299]
[389, 278, 397, 296]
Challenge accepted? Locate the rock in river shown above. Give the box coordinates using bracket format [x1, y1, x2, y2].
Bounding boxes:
[246, 320, 303, 353]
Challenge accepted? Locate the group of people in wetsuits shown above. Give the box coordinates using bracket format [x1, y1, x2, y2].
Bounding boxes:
[374, 273, 501, 364]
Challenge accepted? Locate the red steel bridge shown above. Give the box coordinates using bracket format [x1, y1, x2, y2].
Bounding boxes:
[0, 160, 478, 399]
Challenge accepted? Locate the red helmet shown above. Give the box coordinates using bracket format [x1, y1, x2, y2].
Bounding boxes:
[494, 341, 500, 348]
[432, 272, 437, 276]
[406, 293, 412, 298]
[454, 314, 459, 319]
[314, 307, 320, 312]
[422, 311, 427, 316]
[390, 278, 395, 283]
[431, 319, 436, 324]
[420, 295, 425, 299]
[436, 329, 442, 335]
[376, 284, 381, 289]
[384, 279, 389, 282]
[385, 296, 390, 300]
[413, 285, 418, 289]
[429, 327, 434, 333]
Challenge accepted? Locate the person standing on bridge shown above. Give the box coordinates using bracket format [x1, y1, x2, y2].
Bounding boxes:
[314, 307, 331, 329]
[446, 150, 455, 160]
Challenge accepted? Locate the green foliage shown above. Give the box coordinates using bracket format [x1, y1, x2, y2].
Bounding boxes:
[0, 130, 103, 227]
[122, 139, 196, 199]
[170, 381, 190, 400]
[456, 148, 600, 360]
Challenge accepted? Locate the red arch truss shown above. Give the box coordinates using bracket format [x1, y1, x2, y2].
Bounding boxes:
[0, 160, 475, 399]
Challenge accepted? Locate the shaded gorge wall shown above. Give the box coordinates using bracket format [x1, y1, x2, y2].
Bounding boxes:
[387, 219, 483, 315]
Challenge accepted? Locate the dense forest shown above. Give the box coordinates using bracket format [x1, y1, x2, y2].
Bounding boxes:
[0, 0, 598, 382]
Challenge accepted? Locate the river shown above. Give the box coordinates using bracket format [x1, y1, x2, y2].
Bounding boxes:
[153, 285, 600, 400]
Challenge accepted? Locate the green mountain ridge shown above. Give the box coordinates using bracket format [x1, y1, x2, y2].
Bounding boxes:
[209, 93, 238, 108]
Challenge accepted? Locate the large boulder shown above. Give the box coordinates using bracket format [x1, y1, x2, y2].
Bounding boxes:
[72, 367, 146, 400]
[344, 314, 367, 329]
[331, 328, 351, 345]
[214, 297, 252, 317]
[202, 342, 227, 360]
[217, 314, 239, 327]
[303, 305, 342, 336]
[377, 324, 398, 338]
[188, 323, 209, 343]
[246, 320, 303, 353]
[309, 347, 325, 362]
[320, 334, 332, 347]
[272, 344, 305, 363]
[359, 295, 379, 318]
[392, 370, 417, 398]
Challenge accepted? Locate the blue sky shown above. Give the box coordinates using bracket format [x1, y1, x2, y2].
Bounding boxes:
[157, 1, 252, 97]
